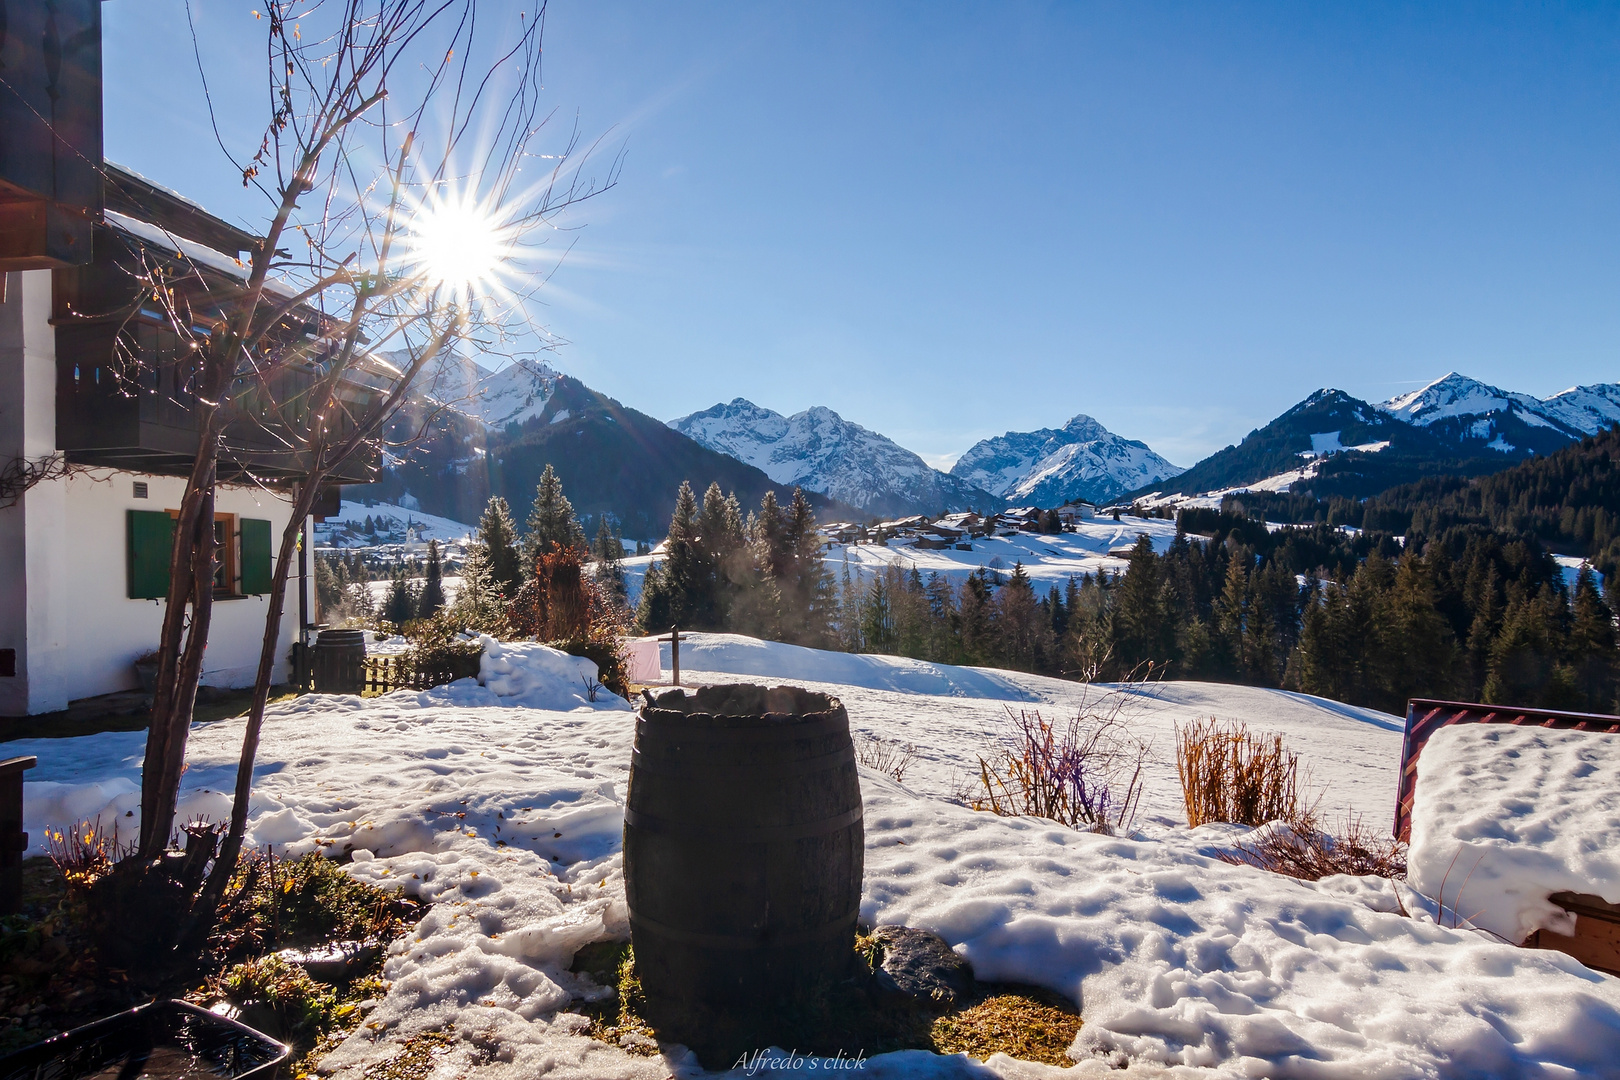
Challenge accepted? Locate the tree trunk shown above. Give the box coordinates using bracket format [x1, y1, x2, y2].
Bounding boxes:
[191, 479, 320, 928]
[138, 448, 218, 859]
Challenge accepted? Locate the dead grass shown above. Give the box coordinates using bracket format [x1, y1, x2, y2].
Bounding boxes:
[1218, 814, 1408, 882]
[359, 1027, 463, 1080]
[931, 984, 1082, 1066]
[1177, 718, 1314, 828]
[570, 941, 661, 1056]
[855, 734, 918, 783]
[568, 941, 1081, 1066]
[970, 705, 1149, 835]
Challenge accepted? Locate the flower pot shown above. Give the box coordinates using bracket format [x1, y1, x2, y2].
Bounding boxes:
[133, 660, 159, 694]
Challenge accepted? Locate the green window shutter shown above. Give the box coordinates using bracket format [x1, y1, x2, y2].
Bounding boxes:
[127, 510, 174, 600]
[240, 518, 273, 595]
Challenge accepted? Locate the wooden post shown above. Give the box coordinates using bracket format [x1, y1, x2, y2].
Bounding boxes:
[0, 756, 37, 914]
[656, 626, 684, 686]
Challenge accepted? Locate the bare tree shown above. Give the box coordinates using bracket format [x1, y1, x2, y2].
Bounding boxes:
[110, 0, 615, 954]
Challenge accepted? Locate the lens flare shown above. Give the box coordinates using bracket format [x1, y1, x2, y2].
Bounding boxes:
[404, 191, 511, 301]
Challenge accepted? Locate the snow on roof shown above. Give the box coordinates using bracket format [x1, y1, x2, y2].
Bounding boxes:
[104, 208, 304, 305]
[1409, 723, 1620, 943]
[105, 208, 251, 280]
[106, 160, 235, 223]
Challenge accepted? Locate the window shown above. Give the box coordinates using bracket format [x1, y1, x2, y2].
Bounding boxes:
[132, 481, 148, 499]
[127, 510, 273, 600]
[213, 514, 237, 596]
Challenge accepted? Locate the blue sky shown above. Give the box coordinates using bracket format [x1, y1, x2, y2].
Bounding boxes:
[104, 2, 1620, 467]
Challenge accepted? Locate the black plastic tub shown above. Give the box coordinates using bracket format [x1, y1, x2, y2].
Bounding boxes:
[0, 999, 289, 1080]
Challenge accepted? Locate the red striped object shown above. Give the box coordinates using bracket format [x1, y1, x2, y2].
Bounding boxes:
[1394, 699, 1620, 843]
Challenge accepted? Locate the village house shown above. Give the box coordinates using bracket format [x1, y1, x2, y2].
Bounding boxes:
[0, 32, 377, 717]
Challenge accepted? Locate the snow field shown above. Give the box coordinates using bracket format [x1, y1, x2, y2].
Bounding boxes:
[1409, 723, 1620, 944]
[650, 633, 1406, 828]
[8, 634, 1620, 1076]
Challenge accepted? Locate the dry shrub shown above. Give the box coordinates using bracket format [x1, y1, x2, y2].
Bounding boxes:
[509, 543, 630, 697]
[856, 734, 917, 783]
[1177, 718, 1312, 828]
[971, 704, 1149, 835]
[510, 544, 597, 642]
[43, 818, 131, 888]
[1217, 814, 1408, 881]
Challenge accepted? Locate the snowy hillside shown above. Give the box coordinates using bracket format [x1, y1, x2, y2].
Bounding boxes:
[619, 514, 1184, 606]
[1535, 382, 1620, 436]
[399, 349, 561, 430]
[12, 637, 1620, 1076]
[951, 414, 1184, 505]
[1373, 372, 1598, 455]
[313, 499, 476, 548]
[669, 398, 998, 516]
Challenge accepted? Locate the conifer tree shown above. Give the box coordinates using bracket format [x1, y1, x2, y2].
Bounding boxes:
[637, 481, 718, 631]
[592, 516, 629, 609]
[314, 554, 344, 618]
[346, 579, 377, 619]
[452, 539, 505, 630]
[382, 570, 418, 626]
[524, 464, 588, 565]
[418, 539, 446, 617]
[1111, 535, 1176, 676]
[957, 568, 995, 665]
[1484, 590, 1558, 706]
[785, 488, 833, 646]
[1368, 549, 1457, 707]
[1568, 567, 1618, 710]
[1215, 552, 1250, 678]
[477, 496, 525, 598]
[995, 561, 1051, 672]
[859, 572, 896, 654]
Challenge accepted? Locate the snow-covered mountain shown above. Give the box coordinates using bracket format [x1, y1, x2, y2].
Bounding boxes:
[1373, 372, 1609, 455]
[950, 414, 1184, 506]
[393, 350, 561, 430]
[669, 399, 998, 517]
[1130, 373, 1620, 505]
[1541, 383, 1620, 434]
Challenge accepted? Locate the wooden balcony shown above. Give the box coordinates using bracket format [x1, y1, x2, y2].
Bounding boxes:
[55, 341, 384, 485]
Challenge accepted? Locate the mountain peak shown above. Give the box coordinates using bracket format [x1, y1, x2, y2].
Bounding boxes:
[669, 401, 995, 515]
[1377, 372, 1522, 422]
[951, 414, 1182, 504]
[1061, 414, 1109, 440]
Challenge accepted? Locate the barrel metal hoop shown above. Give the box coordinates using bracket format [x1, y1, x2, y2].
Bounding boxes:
[630, 908, 859, 950]
[630, 745, 852, 779]
[623, 804, 864, 844]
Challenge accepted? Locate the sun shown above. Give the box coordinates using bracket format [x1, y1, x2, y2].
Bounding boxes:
[404, 191, 511, 300]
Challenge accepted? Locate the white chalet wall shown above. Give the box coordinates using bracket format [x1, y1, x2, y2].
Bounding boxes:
[57, 471, 304, 707]
[1, 269, 312, 717]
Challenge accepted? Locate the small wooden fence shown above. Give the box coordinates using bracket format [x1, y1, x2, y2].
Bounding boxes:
[360, 653, 482, 696]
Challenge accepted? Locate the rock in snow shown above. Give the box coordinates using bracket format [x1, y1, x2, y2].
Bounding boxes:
[669, 398, 997, 516]
[10, 636, 1620, 1077]
[950, 414, 1184, 506]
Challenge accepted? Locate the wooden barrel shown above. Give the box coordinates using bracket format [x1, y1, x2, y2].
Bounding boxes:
[623, 684, 863, 1061]
[311, 629, 366, 694]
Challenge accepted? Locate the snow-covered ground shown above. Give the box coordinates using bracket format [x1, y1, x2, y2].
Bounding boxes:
[9, 635, 1620, 1078]
[648, 633, 1404, 828]
[619, 517, 1183, 607]
[314, 500, 475, 550]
